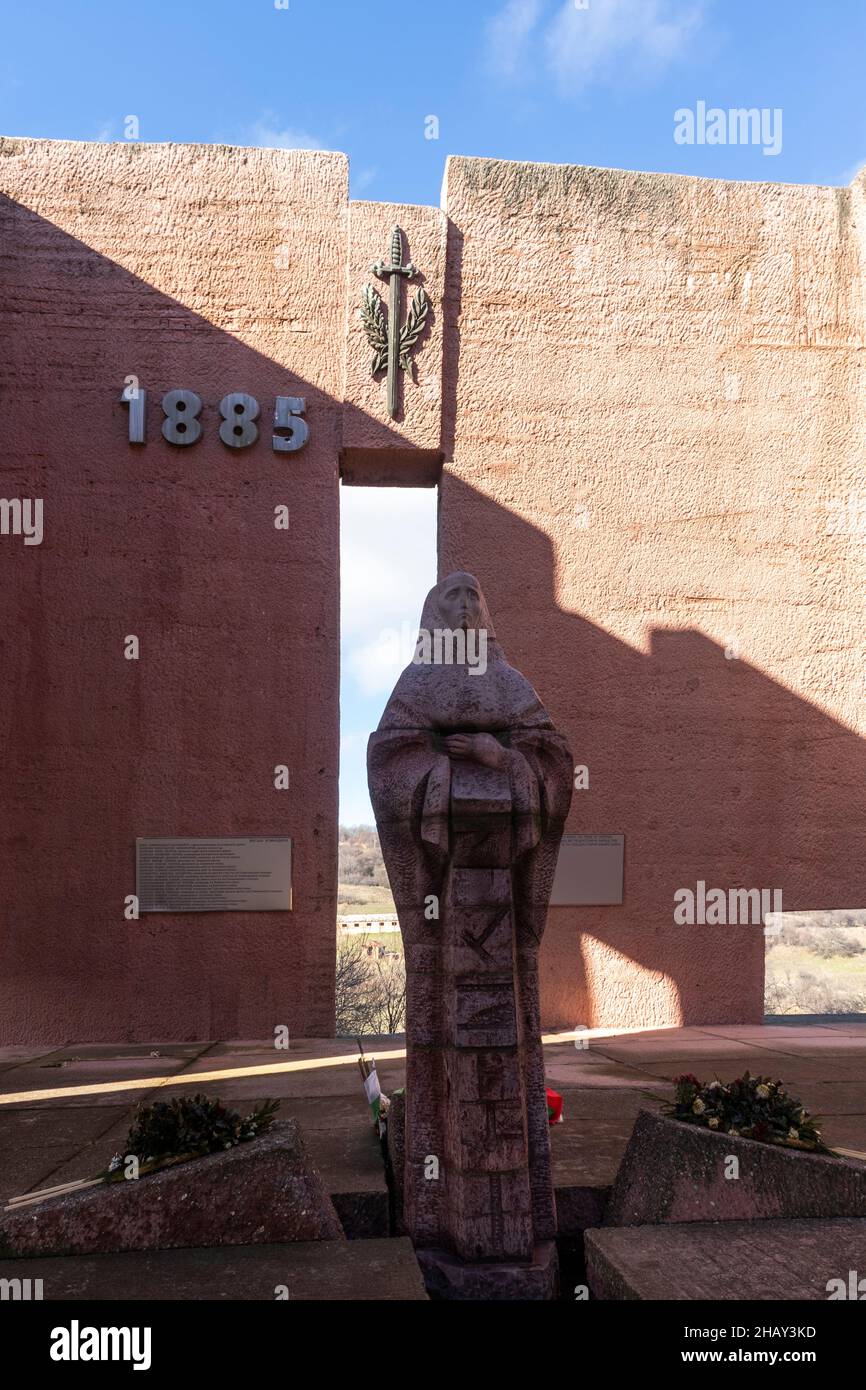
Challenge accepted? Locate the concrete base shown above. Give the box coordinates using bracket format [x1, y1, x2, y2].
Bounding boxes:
[586, 1218, 866, 1300]
[0, 1237, 429, 1301]
[0, 1121, 343, 1258]
[605, 1109, 866, 1227]
[416, 1241, 559, 1301]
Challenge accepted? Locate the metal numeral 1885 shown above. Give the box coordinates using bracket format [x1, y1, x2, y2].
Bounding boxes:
[120, 385, 309, 453]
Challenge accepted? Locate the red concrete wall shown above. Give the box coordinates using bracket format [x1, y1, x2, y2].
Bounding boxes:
[439, 157, 866, 1029]
[3, 138, 863, 1041]
[0, 139, 347, 1042]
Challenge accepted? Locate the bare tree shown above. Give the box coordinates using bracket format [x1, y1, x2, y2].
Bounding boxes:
[335, 936, 381, 1034]
[369, 953, 406, 1034]
[334, 936, 406, 1035]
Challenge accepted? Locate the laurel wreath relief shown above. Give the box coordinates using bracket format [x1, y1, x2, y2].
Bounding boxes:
[360, 282, 430, 378]
[360, 283, 389, 375]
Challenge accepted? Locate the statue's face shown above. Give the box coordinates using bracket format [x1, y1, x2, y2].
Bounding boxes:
[439, 578, 482, 631]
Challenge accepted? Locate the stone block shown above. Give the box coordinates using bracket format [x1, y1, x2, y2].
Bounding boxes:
[454, 984, 518, 1048]
[604, 1109, 866, 1227]
[417, 1240, 558, 1300]
[586, 1218, 866, 1301]
[386, 1089, 406, 1237]
[0, 1121, 344, 1258]
[449, 869, 511, 908]
[0, 1237, 429, 1300]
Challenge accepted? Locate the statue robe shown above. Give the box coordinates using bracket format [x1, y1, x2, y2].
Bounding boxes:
[367, 579, 573, 1263]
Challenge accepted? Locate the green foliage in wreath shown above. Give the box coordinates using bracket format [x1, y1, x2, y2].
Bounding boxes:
[663, 1071, 835, 1153]
[104, 1094, 281, 1179]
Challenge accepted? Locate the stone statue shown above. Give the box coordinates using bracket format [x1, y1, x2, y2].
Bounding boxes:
[367, 572, 573, 1297]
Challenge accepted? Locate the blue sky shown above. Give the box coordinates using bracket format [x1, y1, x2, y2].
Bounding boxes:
[3, 0, 865, 197]
[4, 0, 865, 822]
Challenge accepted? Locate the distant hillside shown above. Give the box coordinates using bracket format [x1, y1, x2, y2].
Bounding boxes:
[337, 881, 395, 917]
[338, 825, 390, 888]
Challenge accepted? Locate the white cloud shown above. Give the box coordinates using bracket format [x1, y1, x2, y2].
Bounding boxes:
[338, 487, 436, 822]
[486, 0, 703, 92]
[352, 165, 379, 195]
[841, 157, 866, 184]
[340, 486, 437, 695]
[247, 111, 324, 150]
[346, 628, 418, 697]
[485, 0, 545, 81]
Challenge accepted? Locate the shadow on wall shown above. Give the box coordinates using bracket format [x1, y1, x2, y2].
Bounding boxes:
[440, 474, 866, 1031]
[0, 191, 429, 1044]
[3, 186, 864, 1043]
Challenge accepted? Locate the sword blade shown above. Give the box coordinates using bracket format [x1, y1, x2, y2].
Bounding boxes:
[387, 268, 401, 419]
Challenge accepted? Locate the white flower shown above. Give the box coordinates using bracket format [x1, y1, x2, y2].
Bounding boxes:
[729, 1127, 740, 1137]
[708, 1081, 723, 1091]
[788, 1127, 799, 1140]
[692, 1099, 706, 1114]
[756, 1084, 771, 1099]
[708, 1117, 719, 1129]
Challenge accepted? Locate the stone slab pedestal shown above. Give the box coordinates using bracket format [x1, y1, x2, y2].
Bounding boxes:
[416, 1241, 558, 1301]
[586, 1218, 866, 1301]
[0, 1120, 343, 1258]
[605, 1109, 866, 1227]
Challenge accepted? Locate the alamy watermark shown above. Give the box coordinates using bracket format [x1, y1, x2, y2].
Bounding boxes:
[674, 101, 782, 156]
[376, 621, 488, 676]
[674, 881, 782, 926]
[825, 490, 866, 536]
[415, 626, 487, 675]
[0, 498, 43, 546]
[1, 1276, 43, 1300]
[827, 1270, 866, 1299]
[50, 1321, 151, 1370]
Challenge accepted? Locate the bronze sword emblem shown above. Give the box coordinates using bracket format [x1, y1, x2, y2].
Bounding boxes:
[361, 226, 430, 420]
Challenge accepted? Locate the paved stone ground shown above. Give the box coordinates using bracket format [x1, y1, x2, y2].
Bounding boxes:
[0, 1021, 863, 1298]
[586, 1218, 866, 1300]
[2, 1024, 864, 1218]
[0, 1238, 428, 1301]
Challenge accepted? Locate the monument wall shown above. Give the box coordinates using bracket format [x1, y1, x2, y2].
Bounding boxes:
[0, 140, 347, 1041]
[2, 138, 864, 1040]
[439, 156, 866, 1028]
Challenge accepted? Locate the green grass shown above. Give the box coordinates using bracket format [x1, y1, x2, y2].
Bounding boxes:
[336, 881, 395, 916]
[765, 927, 866, 1013]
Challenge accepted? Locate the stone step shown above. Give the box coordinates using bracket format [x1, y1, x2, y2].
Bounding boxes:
[0, 1237, 428, 1301]
[586, 1218, 866, 1300]
[604, 1109, 866, 1227]
[0, 1122, 343, 1259]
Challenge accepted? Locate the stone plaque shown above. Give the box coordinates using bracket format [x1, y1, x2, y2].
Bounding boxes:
[550, 833, 623, 906]
[136, 837, 292, 912]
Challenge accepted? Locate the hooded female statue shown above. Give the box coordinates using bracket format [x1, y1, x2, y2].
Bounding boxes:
[367, 572, 573, 1284]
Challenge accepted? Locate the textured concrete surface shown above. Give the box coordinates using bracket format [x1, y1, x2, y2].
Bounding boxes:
[342, 199, 446, 470]
[0, 1237, 428, 1300]
[0, 138, 347, 1044]
[438, 156, 866, 1031]
[0, 1120, 343, 1257]
[0, 1038, 392, 1236]
[604, 1108, 866, 1227]
[368, 574, 571, 1274]
[3, 139, 865, 1042]
[417, 1240, 558, 1301]
[1, 1024, 864, 1296]
[586, 1218, 866, 1301]
[4, 1026, 862, 1220]
[386, 1087, 406, 1235]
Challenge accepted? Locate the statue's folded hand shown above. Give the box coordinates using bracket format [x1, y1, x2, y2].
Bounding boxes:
[444, 732, 507, 769]
[443, 734, 473, 759]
